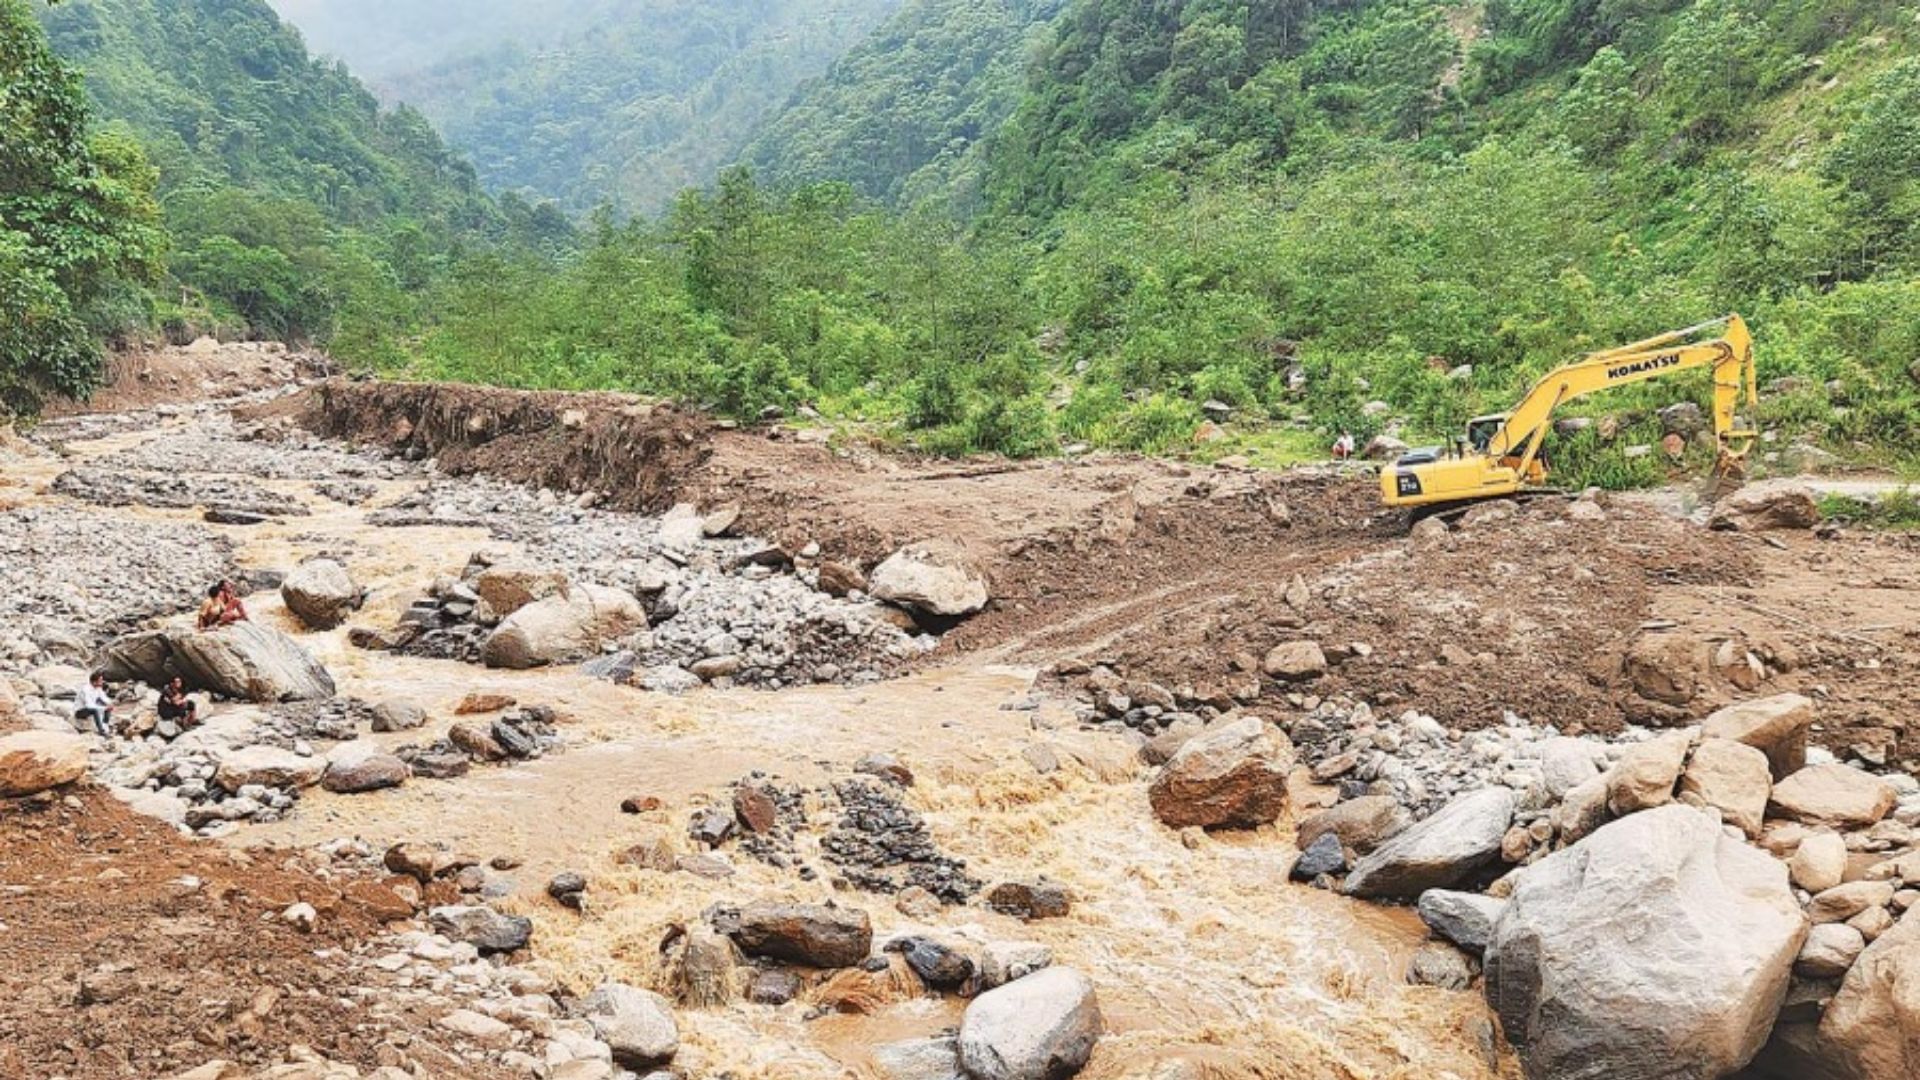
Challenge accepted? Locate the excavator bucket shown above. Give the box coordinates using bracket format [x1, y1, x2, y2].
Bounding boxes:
[1701, 449, 1749, 502]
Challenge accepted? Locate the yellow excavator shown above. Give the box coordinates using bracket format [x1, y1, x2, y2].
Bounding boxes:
[1380, 315, 1759, 516]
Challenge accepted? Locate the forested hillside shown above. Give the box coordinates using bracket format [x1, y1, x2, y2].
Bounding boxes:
[27, 0, 567, 366]
[394, 0, 1920, 483]
[271, 0, 902, 213]
[744, 0, 1069, 209]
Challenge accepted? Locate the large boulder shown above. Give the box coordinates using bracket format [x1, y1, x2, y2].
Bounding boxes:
[1606, 730, 1693, 816]
[1260, 641, 1327, 681]
[472, 563, 570, 619]
[1678, 737, 1771, 838]
[1817, 906, 1920, 1079]
[577, 982, 678, 1069]
[1297, 795, 1409, 856]
[730, 902, 872, 968]
[1703, 694, 1813, 780]
[0, 731, 91, 797]
[1709, 484, 1820, 532]
[957, 966, 1102, 1080]
[1769, 764, 1897, 830]
[213, 746, 323, 792]
[1485, 805, 1806, 1080]
[480, 583, 646, 669]
[868, 540, 989, 617]
[280, 559, 361, 630]
[321, 741, 410, 794]
[101, 623, 335, 703]
[1147, 717, 1292, 830]
[1343, 787, 1515, 900]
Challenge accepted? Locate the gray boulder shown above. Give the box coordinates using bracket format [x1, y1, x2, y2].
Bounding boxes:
[213, 746, 323, 792]
[280, 559, 362, 630]
[868, 540, 989, 617]
[578, 982, 678, 1069]
[102, 623, 335, 703]
[1343, 788, 1515, 900]
[321, 741, 410, 793]
[370, 699, 427, 732]
[481, 583, 646, 669]
[1485, 805, 1806, 1080]
[957, 966, 1102, 1080]
[1147, 717, 1292, 830]
[429, 905, 533, 955]
[1418, 889, 1507, 956]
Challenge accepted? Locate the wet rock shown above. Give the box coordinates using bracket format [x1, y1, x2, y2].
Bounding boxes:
[1344, 787, 1515, 900]
[1290, 833, 1346, 880]
[578, 982, 678, 1069]
[103, 623, 335, 703]
[987, 881, 1071, 921]
[404, 749, 471, 779]
[280, 559, 362, 630]
[731, 902, 873, 968]
[868, 540, 988, 617]
[320, 742, 410, 793]
[0, 731, 91, 797]
[1678, 737, 1771, 837]
[1703, 693, 1813, 780]
[1769, 763, 1897, 829]
[213, 746, 323, 792]
[481, 583, 647, 669]
[1485, 805, 1804, 1080]
[1796, 924, 1866, 980]
[1418, 890, 1507, 956]
[896, 937, 975, 990]
[957, 966, 1102, 1080]
[733, 783, 778, 834]
[448, 721, 507, 762]
[980, 942, 1053, 990]
[823, 778, 979, 902]
[873, 1036, 964, 1080]
[454, 692, 516, 715]
[1296, 795, 1409, 856]
[748, 969, 803, 1006]
[429, 905, 533, 955]
[1147, 717, 1292, 830]
[1606, 730, 1693, 815]
[548, 871, 588, 909]
[370, 698, 426, 732]
[1709, 484, 1820, 531]
[1408, 942, 1477, 990]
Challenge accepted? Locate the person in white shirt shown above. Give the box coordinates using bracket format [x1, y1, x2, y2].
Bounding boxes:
[75, 671, 114, 737]
[1332, 431, 1356, 461]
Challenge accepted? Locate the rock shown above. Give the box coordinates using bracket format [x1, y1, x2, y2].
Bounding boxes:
[0, 731, 90, 797]
[282, 902, 318, 933]
[1796, 923, 1867, 980]
[957, 966, 1102, 1080]
[1290, 833, 1346, 880]
[731, 902, 872, 968]
[980, 942, 1053, 990]
[1147, 717, 1292, 830]
[899, 937, 975, 989]
[816, 561, 867, 598]
[1606, 730, 1693, 815]
[1344, 787, 1516, 900]
[1623, 632, 1706, 707]
[1296, 795, 1409, 856]
[321, 741, 410, 793]
[280, 559, 361, 630]
[482, 584, 646, 669]
[748, 968, 803, 1005]
[213, 746, 322, 792]
[873, 1036, 964, 1080]
[103, 623, 335, 703]
[688, 806, 734, 847]
[1817, 906, 1920, 1077]
[986, 881, 1071, 921]
[548, 871, 588, 909]
[1770, 763, 1897, 829]
[1660, 401, 1706, 437]
[472, 563, 570, 619]
[1540, 737, 1602, 799]
[454, 692, 516, 715]
[1484, 805, 1805, 1080]
[1407, 941, 1477, 990]
[1679, 738, 1771, 837]
[1790, 832, 1849, 894]
[867, 540, 989, 617]
[578, 982, 678, 1069]
[855, 752, 914, 787]
[437, 1007, 513, 1049]
[1261, 638, 1327, 682]
[1703, 694, 1814, 779]
[734, 784, 778, 833]
[1809, 881, 1896, 925]
[448, 721, 507, 762]
[370, 699, 426, 732]
[428, 905, 533, 955]
[1710, 484, 1820, 531]
[1554, 773, 1614, 843]
[1362, 434, 1408, 461]
[1417, 890, 1507, 956]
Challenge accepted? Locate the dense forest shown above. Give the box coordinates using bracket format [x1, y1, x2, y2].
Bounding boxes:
[271, 0, 903, 213]
[6, 0, 1920, 487]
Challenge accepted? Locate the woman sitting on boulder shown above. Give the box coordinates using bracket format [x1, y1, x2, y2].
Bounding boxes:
[196, 580, 249, 630]
[157, 677, 198, 730]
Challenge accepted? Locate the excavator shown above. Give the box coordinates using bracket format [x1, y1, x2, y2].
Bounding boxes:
[1380, 315, 1759, 517]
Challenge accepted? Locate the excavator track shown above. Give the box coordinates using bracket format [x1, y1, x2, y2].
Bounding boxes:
[1406, 490, 1573, 529]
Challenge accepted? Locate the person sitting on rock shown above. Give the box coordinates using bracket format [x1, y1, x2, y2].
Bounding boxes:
[157, 677, 198, 730]
[197, 580, 249, 630]
[75, 671, 114, 738]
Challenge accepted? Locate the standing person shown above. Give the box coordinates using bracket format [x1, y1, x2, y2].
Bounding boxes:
[75, 671, 114, 737]
[158, 677, 198, 730]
